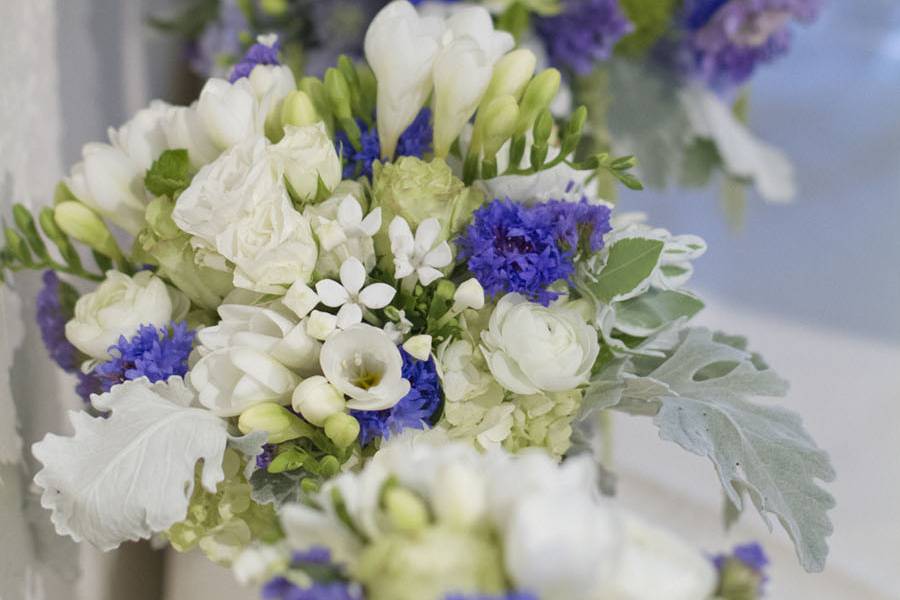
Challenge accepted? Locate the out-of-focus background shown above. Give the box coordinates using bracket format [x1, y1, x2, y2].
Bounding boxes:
[1, 1, 898, 599]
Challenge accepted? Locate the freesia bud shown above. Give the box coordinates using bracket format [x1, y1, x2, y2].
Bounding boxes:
[237, 402, 310, 444]
[402, 335, 433, 361]
[477, 95, 519, 160]
[280, 90, 320, 128]
[324, 68, 353, 121]
[292, 375, 346, 426]
[306, 310, 337, 341]
[384, 486, 430, 533]
[515, 69, 561, 136]
[480, 49, 537, 110]
[452, 278, 485, 312]
[283, 281, 319, 320]
[432, 463, 487, 529]
[323, 412, 360, 449]
[432, 38, 494, 158]
[53, 202, 122, 260]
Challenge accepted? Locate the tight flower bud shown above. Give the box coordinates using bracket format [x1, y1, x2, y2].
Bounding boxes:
[402, 335, 433, 361]
[292, 375, 346, 426]
[54, 201, 122, 260]
[384, 487, 430, 534]
[323, 412, 360, 449]
[238, 402, 310, 444]
[515, 69, 561, 136]
[452, 278, 485, 312]
[281, 90, 319, 128]
[479, 49, 537, 111]
[478, 95, 519, 160]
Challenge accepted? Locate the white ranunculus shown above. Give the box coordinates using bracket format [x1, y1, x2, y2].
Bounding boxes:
[365, 1, 446, 158]
[66, 143, 147, 235]
[481, 294, 599, 395]
[270, 123, 341, 201]
[65, 271, 188, 360]
[319, 324, 410, 411]
[191, 304, 321, 416]
[172, 136, 318, 293]
[197, 77, 263, 151]
[161, 102, 221, 168]
[107, 100, 171, 170]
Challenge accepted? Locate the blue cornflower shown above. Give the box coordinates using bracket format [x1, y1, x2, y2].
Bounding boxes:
[189, 0, 248, 77]
[256, 444, 277, 469]
[676, 0, 822, 92]
[261, 578, 362, 600]
[712, 541, 770, 593]
[351, 348, 443, 446]
[94, 322, 195, 392]
[532, 198, 612, 255]
[229, 35, 282, 83]
[36, 271, 80, 373]
[335, 109, 432, 180]
[535, 0, 633, 75]
[457, 199, 574, 306]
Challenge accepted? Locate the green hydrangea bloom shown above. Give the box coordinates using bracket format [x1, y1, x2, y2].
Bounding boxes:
[166, 448, 282, 565]
[355, 524, 506, 600]
[503, 389, 583, 458]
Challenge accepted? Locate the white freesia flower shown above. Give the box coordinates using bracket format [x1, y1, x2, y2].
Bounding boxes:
[389, 216, 452, 286]
[432, 7, 514, 157]
[305, 191, 381, 277]
[315, 258, 396, 329]
[270, 123, 341, 201]
[161, 102, 220, 168]
[292, 375, 345, 426]
[66, 143, 147, 235]
[190, 304, 321, 416]
[481, 294, 599, 395]
[365, 1, 445, 158]
[108, 100, 170, 170]
[319, 324, 410, 411]
[172, 136, 318, 293]
[198, 77, 260, 150]
[65, 271, 188, 360]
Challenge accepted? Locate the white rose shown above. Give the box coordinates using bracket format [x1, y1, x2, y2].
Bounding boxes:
[481, 293, 599, 394]
[191, 304, 321, 416]
[65, 271, 188, 360]
[172, 136, 318, 293]
[66, 143, 147, 235]
[319, 324, 410, 411]
[107, 100, 170, 170]
[270, 123, 341, 201]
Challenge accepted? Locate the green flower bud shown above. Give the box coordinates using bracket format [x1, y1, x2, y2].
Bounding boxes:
[532, 109, 554, 147]
[515, 69, 561, 136]
[4, 227, 31, 264]
[238, 402, 311, 444]
[281, 90, 320, 128]
[323, 412, 360, 450]
[324, 68, 353, 121]
[12, 204, 48, 259]
[384, 487, 430, 533]
[480, 49, 537, 110]
[478, 95, 520, 161]
[259, 0, 288, 16]
[54, 201, 122, 260]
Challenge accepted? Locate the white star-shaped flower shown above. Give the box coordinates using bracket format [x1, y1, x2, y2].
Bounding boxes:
[337, 195, 381, 237]
[389, 216, 452, 286]
[315, 257, 396, 329]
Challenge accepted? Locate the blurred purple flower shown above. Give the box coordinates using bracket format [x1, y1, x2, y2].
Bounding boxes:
[536, 0, 633, 75]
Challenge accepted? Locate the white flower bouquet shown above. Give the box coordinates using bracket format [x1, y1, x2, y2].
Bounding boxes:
[2, 2, 834, 599]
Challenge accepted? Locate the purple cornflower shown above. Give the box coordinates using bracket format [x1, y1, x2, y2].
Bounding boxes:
[93, 322, 195, 392]
[712, 541, 770, 594]
[256, 444, 277, 469]
[351, 348, 442, 447]
[36, 271, 81, 373]
[677, 0, 823, 91]
[535, 0, 633, 75]
[335, 109, 432, 180]
[190, 0, 249, 78]
[229, 35, 282, 83]
[532, 198, 612, 255]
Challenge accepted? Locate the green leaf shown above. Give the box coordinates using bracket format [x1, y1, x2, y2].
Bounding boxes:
[249, 468, 306, 508]
[144, 149, 191, 198]
[586, 237, 664, 303]
[614, 288, 704, 337]
[612, 329, 836, 572]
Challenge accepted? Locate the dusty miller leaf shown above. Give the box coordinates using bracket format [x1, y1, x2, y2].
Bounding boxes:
[249, 468, 307, 508]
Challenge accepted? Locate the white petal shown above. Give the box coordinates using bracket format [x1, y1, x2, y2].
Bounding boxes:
[388, 215, 415, 257]
[337, 196, 363, 226]
[393, 256, 415, 280]
[340, 257, 367, 295]
[423, 241, 452, 269]
[360, 207, 382, 236]
[417, 266, 444, 287]
[336, 303, 364, 329]
[359, 283, 397, 309]
[414, 218, 442, 256]
[315, 279, 350, 308]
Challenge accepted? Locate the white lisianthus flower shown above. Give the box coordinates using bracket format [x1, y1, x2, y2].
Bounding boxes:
[389, 216, 452, 287]
[161, 102, 220, 168]
[305, 191, 381, 277]
[172, 136, 318, 293]
[107, 100, 171, 170]
[315, 258, 396, 329]
[319, 324, 410, 411]
[432, 6, 514, 157]
[481, 293, 599, 395]
[190, 304, 321, 416]
[270, 123, 341, 201]
[365, 1, 445, 158]
[66, 143, 147, 235]
[65, 271, 188, 360]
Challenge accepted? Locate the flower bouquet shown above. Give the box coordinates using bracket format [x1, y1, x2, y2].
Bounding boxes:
[157, 0, 822, 218]
[3, 2, 834, 598]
